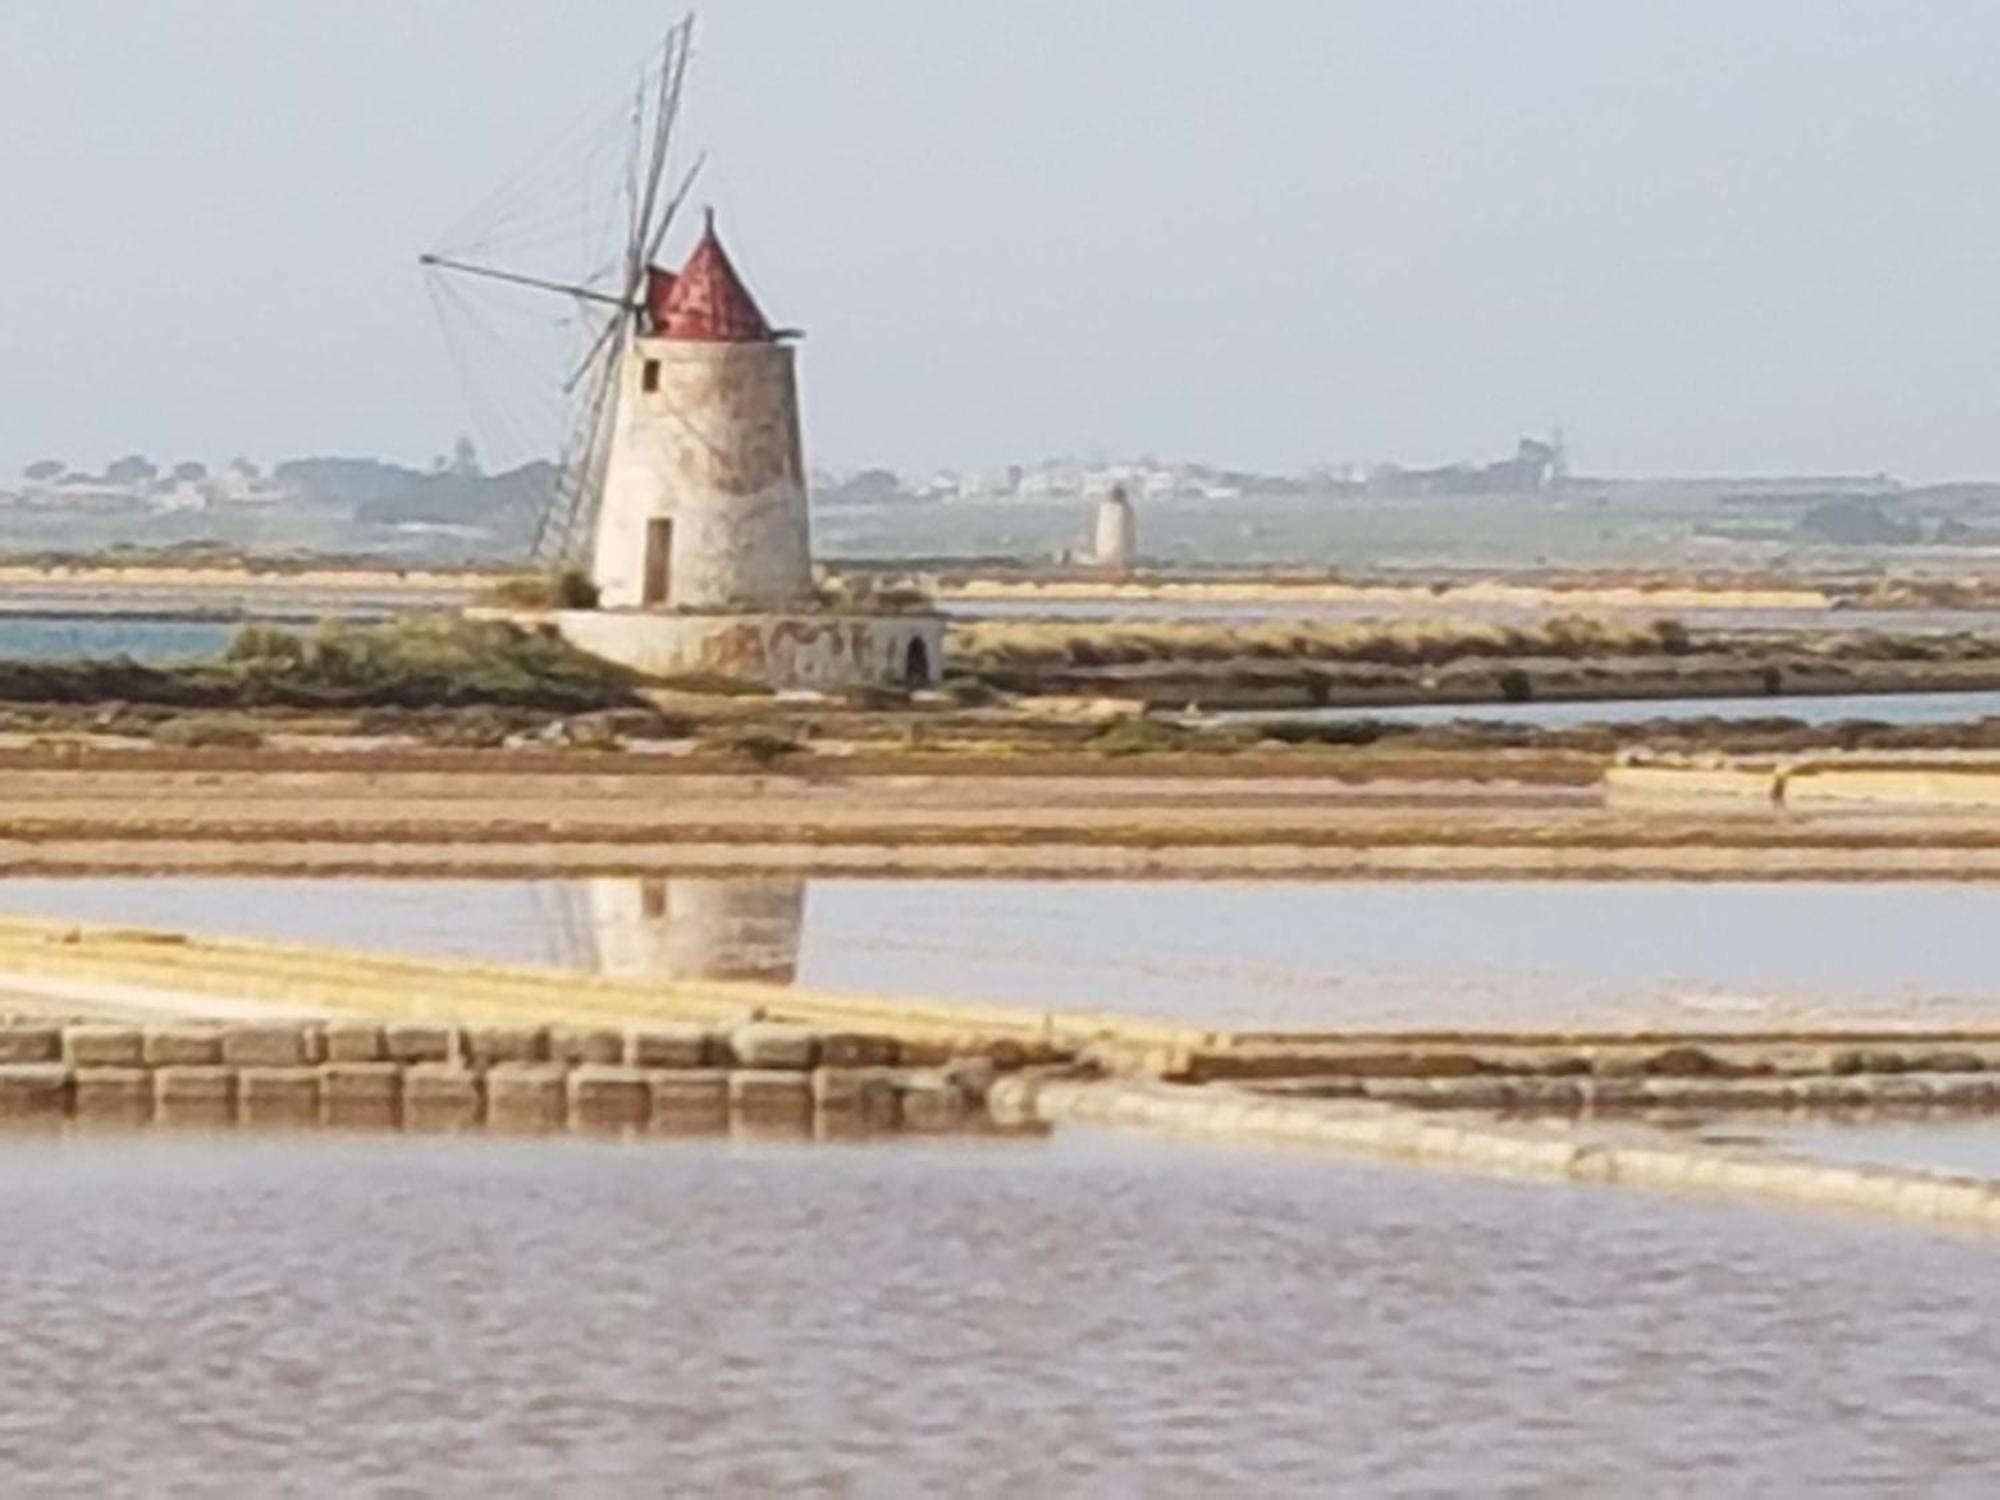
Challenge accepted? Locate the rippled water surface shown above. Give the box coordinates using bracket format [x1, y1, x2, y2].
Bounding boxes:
[2, 876, 1994, 1031]
[1, 1130, 1995, 1495]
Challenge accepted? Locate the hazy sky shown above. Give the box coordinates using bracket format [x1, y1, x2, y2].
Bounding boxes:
[4, 1, 1999, 480]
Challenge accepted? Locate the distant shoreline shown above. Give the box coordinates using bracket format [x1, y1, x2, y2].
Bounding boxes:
[0, 563, 481, 593]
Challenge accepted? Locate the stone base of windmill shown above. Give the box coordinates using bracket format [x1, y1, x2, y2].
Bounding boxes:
[547, 609, 948, 692]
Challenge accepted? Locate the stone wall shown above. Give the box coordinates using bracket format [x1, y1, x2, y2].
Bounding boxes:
[0, 1019, 1006, 1137]
[554, 609, 947, 690]
[1263, 1071, 2000, 1114]
[1157, 1034, 2000, 1085]
[992, 1075, 2000, 1230]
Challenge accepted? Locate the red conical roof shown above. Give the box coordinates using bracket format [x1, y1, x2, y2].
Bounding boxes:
[657, 210, 773, 342]
[643, 266, 678, 332]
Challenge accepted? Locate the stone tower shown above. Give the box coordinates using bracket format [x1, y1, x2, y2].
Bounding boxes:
[547, 209, 944, 687]
[1092, 483, 1137, 572]
[590, 211, 815, 612]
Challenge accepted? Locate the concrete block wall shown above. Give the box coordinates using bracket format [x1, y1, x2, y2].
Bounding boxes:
[1338, 1071, 2000, 1115]
[0, 1019, 1012, 1139]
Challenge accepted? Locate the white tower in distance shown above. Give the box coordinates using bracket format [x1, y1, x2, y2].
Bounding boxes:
[1091, 483, 1137, 573]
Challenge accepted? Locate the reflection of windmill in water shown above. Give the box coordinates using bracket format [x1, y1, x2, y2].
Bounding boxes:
[419, 14, 707, 566]
[533, 877, 807, 985]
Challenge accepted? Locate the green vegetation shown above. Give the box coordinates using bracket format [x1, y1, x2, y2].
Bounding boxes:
[0, 616, 642, 712]
[149, 715, 266, 750]
[1244, 712, 2000, 758]
[957, 615, 1694, 671]
[1771, 627, 2000, 663]
[814, 572, 935, 615]
[1088, 716, 1196, 756]
[702, 727, 806, 765]
[217, 616, 639, 709]
[954, 616, 2000, 710]
[477, 567, 601, 610]
[647, 671, 774, 698]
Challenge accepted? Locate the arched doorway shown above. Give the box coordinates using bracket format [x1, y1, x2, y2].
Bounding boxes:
[904, 636, 931, 686]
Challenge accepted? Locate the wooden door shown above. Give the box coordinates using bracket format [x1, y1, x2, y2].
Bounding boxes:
[642, 518, 673, 606]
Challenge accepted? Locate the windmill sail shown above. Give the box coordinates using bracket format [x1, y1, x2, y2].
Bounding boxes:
[422, 15, 701, 567]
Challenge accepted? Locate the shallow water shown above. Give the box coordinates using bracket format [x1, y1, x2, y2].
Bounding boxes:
[1763, 1120, 2000, 1179]
[0, 1128, 1994, 1495]
[1225, 687, 2000, 729]
[2, 876, 1993, 1032]
[0, 615, 237, 661]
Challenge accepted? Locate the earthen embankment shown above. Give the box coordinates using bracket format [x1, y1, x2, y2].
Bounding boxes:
[1609, 753, 2000, 811]
[0, 760, 1993, 878]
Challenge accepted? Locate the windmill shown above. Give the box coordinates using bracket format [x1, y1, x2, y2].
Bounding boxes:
[419, 14, 944, 688]
[420, 14, 705, 567]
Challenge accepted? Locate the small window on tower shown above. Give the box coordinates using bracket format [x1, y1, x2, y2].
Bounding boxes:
[641, 359, 662, 394]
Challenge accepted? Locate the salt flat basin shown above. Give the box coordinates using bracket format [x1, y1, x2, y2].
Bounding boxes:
[0, 876, 1992, 1033]
[1223, 686, 2000, 730]
[0, 1128, 1996, 1493]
